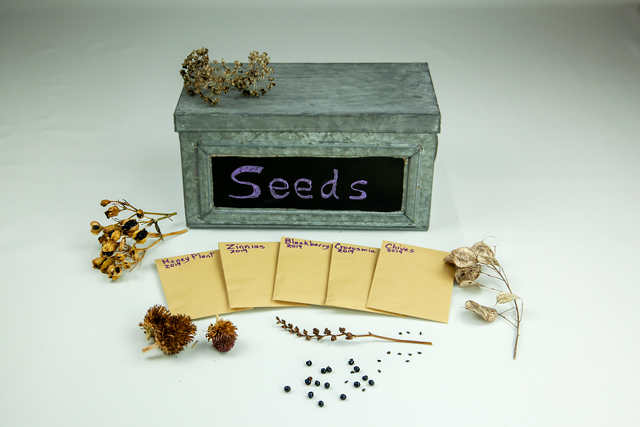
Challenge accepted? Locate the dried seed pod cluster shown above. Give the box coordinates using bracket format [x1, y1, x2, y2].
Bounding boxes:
[90, 200, 186, 281]
[140, 305, 197, 355]
[444, 240, 524, 359]
[180, 48, 275, 107]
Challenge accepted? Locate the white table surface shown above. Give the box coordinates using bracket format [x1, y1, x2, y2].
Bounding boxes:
[1, 1, 639, 426]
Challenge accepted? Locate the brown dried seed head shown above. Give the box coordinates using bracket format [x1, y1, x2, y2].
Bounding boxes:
[100, 200, 110, 207]
[206, 318, 238, 352]
[154, 313, 197, 355]
[99, 257, 115, 273]
[92, 256, 107, 269]
[90, 221, 103, 235]
[465, 300, 498, 322]
[454, 265, 482, 284]
[105, 206, 120, 218]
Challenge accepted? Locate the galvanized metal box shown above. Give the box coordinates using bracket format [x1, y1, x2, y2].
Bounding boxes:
[174, 63, 440, 230]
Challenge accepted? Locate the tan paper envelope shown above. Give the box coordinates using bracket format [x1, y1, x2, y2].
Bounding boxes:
[325, 242, 398, 315]
[155, 250, 250, 319]
[219, 242, 302, 308]
[366, 241, 455, 323]
[272, 237, 332, 305]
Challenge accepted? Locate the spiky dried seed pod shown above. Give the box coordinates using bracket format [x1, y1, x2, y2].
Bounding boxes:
[206, 318, 238, 352]
[454, 265, 482, 284]
[139, 304, 171, 340]
[153, 313, 197, 355]
[465, 300, 498, 322]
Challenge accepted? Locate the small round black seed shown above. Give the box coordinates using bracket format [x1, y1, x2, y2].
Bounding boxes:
[387, 351, 391, 354]
[399, 332, 402, 335]
[378, 370, 381, 373]
[354, 366, 360, 373]
[377, 359, 381, 362]
[368, 379, 375, 386]
[306, 360, 312, 366]
[406, 360, 410, 363]
[348, 359, 354, 365]
[326, 366, 332, 373]
[362, 388, 366, 392]
[324, 382, 330, 389]
[345, 380, 348, 384]
[315, 380, 320, 387]
[320, 368, 326, 374]
[308, 391, 314, 399]
[406, 331, 410, 334]
[409, 353, 412, 356]
[305, 378, 311, 385]
[354, 381, 361, 388]
[418, 352, 422, 354]
[362, 375, 368, 381]
[318, 400, 324, 407]
[340, 394, 347, 400]
[284, 386, 291, 392]
[398, 353, 402, 355]
[420, 332, 422, 335]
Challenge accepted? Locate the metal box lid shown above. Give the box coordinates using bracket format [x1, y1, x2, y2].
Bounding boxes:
[174, 63, 440, 134]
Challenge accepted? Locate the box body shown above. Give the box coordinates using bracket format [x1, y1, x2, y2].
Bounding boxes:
[174, 63, 440, 230]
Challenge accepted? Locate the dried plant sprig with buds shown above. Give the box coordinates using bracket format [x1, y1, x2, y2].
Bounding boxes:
[206, 315, 238, 353]
[180, 48, 275, 106]
[91, 199, 187, 281]
[140, 305, 197, 355]
[444, 240, 524, 360]
[276, 317, 432, 346]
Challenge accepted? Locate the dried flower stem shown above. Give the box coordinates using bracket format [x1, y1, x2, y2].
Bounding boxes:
[276, 317, 432, 345]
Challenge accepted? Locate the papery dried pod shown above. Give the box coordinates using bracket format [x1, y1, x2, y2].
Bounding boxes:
[459, 280, 481, 288]
[472, 241, 499, 265]
[454, 265, 482, 283]
[449, 247, 478, 268]
[496, 292, 521, 304]
[465, 300, 498, 322]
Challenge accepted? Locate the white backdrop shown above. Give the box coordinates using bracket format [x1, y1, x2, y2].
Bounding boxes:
[1, 1, 639, 426]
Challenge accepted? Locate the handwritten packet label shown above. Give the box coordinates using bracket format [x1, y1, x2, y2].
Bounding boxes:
[366, 241, 455, 323]
[155, 251, 250, 319]
[325, 243, 398, 315]
[272, 237, 333, 305]
[219, 242, 303, 308]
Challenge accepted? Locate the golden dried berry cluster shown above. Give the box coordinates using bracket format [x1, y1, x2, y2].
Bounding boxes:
[180, 48, 275, 106]
[91, 200, 186, 281]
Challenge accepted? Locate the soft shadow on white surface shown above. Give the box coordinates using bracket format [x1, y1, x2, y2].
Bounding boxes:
[0, 3, 639, 426]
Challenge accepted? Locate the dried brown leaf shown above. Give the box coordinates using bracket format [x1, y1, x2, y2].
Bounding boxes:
[465, 300, 498, 322]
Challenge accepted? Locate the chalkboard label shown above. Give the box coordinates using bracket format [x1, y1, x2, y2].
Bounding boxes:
[211, 157, 404, 212]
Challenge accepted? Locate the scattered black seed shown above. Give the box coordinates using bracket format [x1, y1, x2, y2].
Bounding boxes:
[398, 353, 402, 355]
[354, 366, 360, 373]
[340, 394, 347, 400]
[386, 351, 391, 354]
[406, 360, 410, 363]
[326, 366, 332, 373]
[362, 375, 368, 381]
[284, 386, 291, 392]
[306, 360, 312, 366]
[418, 352, 422, 354]
[345, 380, 348, 384]
[354, 381, 361, 388]
[420, 332, 422, 335]
[378, 370, 381, 373]
[318, 400, 324, 407]
[324, 382, 330, 389]
[377, 359, 381, 362]
[406, 331, 410, 334]
[308, 391, 314, 399]
[320, 368, 326, 374]
[348, 359, 354, 365]
[315, 380, 320, 387]
[305, 378, 311, 385]
[368, 380, 375, 386]
[362, 388, 366, 392]
[350, 370, 354, 374]
[409, 353, 412, 356]
[399, 332, 402, 335]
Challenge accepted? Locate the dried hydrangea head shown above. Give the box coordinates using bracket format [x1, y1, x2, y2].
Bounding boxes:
[206, 318, 238, 352]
